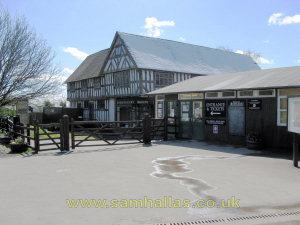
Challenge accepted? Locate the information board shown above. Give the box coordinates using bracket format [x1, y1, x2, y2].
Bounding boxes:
[205, 100, 226, 117]
[228, 100, 245, 136]
[288, 96, 300, 134]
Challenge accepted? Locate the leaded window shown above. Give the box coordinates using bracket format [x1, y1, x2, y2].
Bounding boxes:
[114, 71, 130, 88]
[155, 72, 174, 88]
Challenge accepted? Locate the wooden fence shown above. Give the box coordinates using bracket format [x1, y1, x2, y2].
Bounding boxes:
[0, 114, 166, 154]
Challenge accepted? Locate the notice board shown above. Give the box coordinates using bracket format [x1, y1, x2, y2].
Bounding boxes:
[228, 100, 245, 136]
[288, 96, 300, 134]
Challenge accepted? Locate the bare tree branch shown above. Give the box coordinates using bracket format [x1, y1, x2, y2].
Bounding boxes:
[0, 7, 61, 107]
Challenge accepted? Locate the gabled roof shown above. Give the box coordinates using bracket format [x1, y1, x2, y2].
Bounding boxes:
[65, 49, 110, 83]
[118, 32, 260, 75]
[148, 66, 300, 95]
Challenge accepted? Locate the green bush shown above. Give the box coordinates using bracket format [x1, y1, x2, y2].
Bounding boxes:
[0, 107, 16, 117]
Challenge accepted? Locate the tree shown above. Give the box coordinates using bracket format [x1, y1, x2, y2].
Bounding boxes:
[44, 100, 54, 108]
[217, 46, 261, 64]
[0, 8, 60, 107]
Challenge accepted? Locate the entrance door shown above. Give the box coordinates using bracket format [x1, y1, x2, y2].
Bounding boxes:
[192, 101, 204, 140]
[166, 100, 178, 139]
[179, 100, 204, 140]
[88, 102, 94, 120]
[120, 107, 130, 121]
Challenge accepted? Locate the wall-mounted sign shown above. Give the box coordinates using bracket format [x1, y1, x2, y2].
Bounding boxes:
[213, 125, 218, 134]
[248, 99, 262, 110]
[288, 96, 300, 134]
[117, 100, 134, 105]
[205, 119, 226, 125]
[205, 100, 226, 117]
[16, 99, 29, 124]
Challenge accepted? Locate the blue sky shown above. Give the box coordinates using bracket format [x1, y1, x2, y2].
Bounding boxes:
[2, 0, 300, 79]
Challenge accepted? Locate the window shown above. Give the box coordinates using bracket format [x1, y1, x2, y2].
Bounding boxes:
[238, 89, 275, 98]
[259, 89, 274, 96]
[222, 91, 235, 98]
[70, 82, 75, 91]
[77, 102, 82, 108]
[193, 101, 203, 122]
[155, 72, 173, 88]
[94, 78, 101, 89]
[84, 101, 89, 108]
[81, 80, 88, 90]
[277, 88, 300, 126]
[205, 92, 219, 98]
[156, 100, 164, 119]
[204, 91, 235, 99]
[97, 100, 105, 110]
[238, 90, 253, 97]
[114, 71, 130, 88]
[115, 46, 122, 56]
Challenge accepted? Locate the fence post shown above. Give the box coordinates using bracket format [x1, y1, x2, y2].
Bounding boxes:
[33, 120, 39, 154]
[5, 117, 8, 132]
[293, 133, 299, 167]
[59, 119, 63, 151]
[26, 124, 30, 145]
[143, 114, 151, 145]
[13, 115, 20, 139]
[62, 115, 70, 151]
[20, 123, 25, 142]
[71, 118, 75, 149]
[164, 116, 168, 141]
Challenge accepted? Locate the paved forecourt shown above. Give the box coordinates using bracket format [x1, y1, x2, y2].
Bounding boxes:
[0, 140, 299, 225]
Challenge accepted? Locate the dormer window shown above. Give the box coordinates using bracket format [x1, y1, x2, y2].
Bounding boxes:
[115, 46, 122, 56]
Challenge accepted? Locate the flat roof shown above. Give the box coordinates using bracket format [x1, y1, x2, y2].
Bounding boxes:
[148, 66, 300, 95]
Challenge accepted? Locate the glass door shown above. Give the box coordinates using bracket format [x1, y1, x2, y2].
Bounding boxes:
[192, 101, 204, 140]
[179, 101, 192, 138]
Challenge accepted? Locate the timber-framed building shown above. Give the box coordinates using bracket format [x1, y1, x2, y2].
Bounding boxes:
[66, 32, 260, 121]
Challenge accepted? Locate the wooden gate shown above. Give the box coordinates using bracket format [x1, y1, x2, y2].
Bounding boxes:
[36, 122, 63, 152]
[70, 120, 143, 148]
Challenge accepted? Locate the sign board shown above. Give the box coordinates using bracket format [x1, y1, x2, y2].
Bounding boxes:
[288, 96, 300, 134]
[248, 99, 262, 110]
[205, 100, 226, 117]
[230, 100, 244, 107]
[229, 100, 245, 136]
[16, 99, 29, 124]
[205, 119, 226, 125]
[213, 125, 218, 134]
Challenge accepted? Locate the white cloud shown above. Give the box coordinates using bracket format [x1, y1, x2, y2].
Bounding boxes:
[264, 40, 270, 44]
[62, 47, 88, 60]
[297, 59, 300, 63]
[179, 37, 186, 41]
[62, 67, 74, 75]
[268, 13, 300, 25]
[235, 50, 274, 65]
[143, 17, 175, 37]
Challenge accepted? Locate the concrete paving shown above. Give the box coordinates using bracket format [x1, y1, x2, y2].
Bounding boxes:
[0, 140, 299, 225]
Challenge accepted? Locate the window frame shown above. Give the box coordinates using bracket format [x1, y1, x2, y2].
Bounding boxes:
[113, 70, 130, 88]
[97, 99, 105, 110]
[154, 72, 174, 88]
[156, 100, 164, 119]
[277, 95, 288, 126]
[81, 80, 88, 90]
